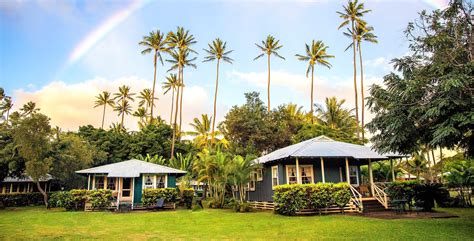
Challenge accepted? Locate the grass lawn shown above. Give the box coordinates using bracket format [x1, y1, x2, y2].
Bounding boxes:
[0, 207, 473, 240]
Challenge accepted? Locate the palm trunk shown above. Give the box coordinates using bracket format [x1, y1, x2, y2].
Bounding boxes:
[101, 104, 106, 129]
[179, 68, 184, 135]
[171, 68, 181, 159]
[211, 60, 220, 144]
[169, 88, 175, 124]
[358, 42, 365, 140]
[267, 54, 271, 112]
[310, 66, 314, 124]
[36, 181, 49, 209]
[351, 21, 360, 139]
[151, 52, 157, 119]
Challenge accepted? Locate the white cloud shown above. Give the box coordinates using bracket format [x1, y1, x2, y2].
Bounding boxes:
[13, 76, 213, 131]
[364, 57, 392, 71]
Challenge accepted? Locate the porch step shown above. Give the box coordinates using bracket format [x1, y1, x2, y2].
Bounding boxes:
[362, 199, 390, 213]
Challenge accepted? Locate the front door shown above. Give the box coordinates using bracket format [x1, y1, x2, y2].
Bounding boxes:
[120, 178, 133, 202]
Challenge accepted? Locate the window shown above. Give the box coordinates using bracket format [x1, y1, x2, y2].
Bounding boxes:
[286, 165, 313, 184]
[156, 176, 166, 188]
[271, 166, 279, 188]
[286, 166, 298, 184]
[122, 178, 132, 197]
[349, 166, 359, 186]
[247, 172, 257, 191]
[5, 184, 10, 193]
[256, 168, 263, 181]
[95, 176, 105, 189]
[107, 177, 116, 190]
[144, 175, 154, 189]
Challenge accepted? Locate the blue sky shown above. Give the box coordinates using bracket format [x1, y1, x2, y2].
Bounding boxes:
[0, 0, 446, 130]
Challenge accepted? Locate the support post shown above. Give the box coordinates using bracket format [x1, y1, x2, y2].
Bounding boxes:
[27, 183, 30, 193]
[104, 176, 108, 190]
[296, 158, 301, 184]
[320, 157, 325, 183]
[368, 159, 374, 196]
[345, 157, 350, 184]
[131, 178, 135, 209]
[390, 159, 395, 182]
[87, 175, 91, 190]
[92, 175, 95, 190]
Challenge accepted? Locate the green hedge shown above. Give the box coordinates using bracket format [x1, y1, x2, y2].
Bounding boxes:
[49, 189, 113, 211]
[0, 192, 55, 207]
[273, 183, 351, 216]
[387, 181, 450, 211]
[181, 188, 194, 209]
[142, 188, 178, 206]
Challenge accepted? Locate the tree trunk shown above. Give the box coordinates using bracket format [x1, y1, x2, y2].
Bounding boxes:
[179, 68, 184, 135]
[151, 51, 157, 119]
[310, 66, 314, 124]
[351, 21, 360, 139]
[101, 104, 106, 129]
[6, 109, 9, 122]
[171, 68, 181, 159]
[267, 54, 271, 112]
[358, 42, 365, 140]
[170, 88, 175, 125]
[211, 60, 220, 144]
[36, 181, 49, 209]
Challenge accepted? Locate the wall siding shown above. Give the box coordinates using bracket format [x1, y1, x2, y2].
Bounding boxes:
[133, 176, 142, 204]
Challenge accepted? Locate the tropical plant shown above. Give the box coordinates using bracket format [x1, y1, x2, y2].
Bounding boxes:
[169, 153, 193, 172]
[254, 35, 285, 111]
[203, 38, 234, 144]
[133, 107, 148, 127]
[403, 152, 428, 181]
[162, 74, 180, 124]
[187, 114, 213, 149]
[443, 156, 473, 207]
[295, 40, 334, 123]
[137, 88, 156, 117]
[113, 85, 135, 129]
[139, 30, 169, 119]
[20, 101, 40, 117]
[315, 97, 358, 134]
[1, 96, 13, 122]
[337, 0, 371, 139]
[94, 91, 115, 129]
[228, 155, 256, 203]
[136, 154, 167, 165]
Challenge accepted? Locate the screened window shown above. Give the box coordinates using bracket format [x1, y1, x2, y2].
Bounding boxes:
[95, 176, 105, 189]
[349, 166, 359, 186]
[156, 176, 166, 188]
[300, 166, 313, 184]
[107, 177, 116, 190]
[144, 175, 154, 189]
[286, 166, 298, 184]
[271, 166, 279, 188]
[256, 169, 263, 181]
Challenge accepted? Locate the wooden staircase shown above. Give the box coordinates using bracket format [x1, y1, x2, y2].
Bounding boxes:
[362, 198, 390, 213]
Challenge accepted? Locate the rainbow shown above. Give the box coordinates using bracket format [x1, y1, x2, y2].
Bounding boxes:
[67, 0, 149, 66]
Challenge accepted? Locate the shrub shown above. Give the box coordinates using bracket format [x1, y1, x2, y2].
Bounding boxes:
[49, 191, 70, 208]
[273, 184, 308, 215]
[0, 192, 56, 207]
[309, 183, 334, 210]
[142, 188, 178, 206]
[387, 181, 450, 211]
[88, 189, 113, 210]
[181, 188, 194, 209]
[332, 183, 351, 212]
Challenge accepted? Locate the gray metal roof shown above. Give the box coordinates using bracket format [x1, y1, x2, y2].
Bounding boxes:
[255, 136, 388, 163]
[76, 159, 186, 178]
[2, 174, 53, 183]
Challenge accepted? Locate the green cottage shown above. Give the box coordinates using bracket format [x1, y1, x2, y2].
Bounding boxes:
[76, 159, 186, 208]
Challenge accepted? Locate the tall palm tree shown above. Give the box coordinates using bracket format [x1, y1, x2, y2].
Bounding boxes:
[137, 88, 156, 117]
[167, 27, 197, 133]
[203, 38, 234, 144]
[139, 30, 169, 119]
[187, 114, 213, 149]
[295, 40, 334, 123]
[344, 23, 378, 140]
[20, 101, 39, 117]
[162, 74, 180, 124]
[113, 85, 135, 129]
[337, 0, 370, 139]
[94, 91, 115, 129]
[1, 96, 13, 122]
[254, 35, 285, 112]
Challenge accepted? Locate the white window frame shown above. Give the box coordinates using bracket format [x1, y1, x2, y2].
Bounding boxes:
[247, 172, 257, 191]
[271, 165, 279, 189]
[286, 165, 314, 184]
[286, 165, 298, 184]
[94, 175, 106, 190]
[300, 165, 314, 184]
[349, 166, 360, 186]
[143, 175, 155, 189]
[256, 168, 263, 181]
[156, 175, 167, 188]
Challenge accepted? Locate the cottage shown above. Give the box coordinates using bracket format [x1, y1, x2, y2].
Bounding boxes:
[76, 159, 186, 208]
[248, 136, 401, 212]
[0, 174, 54, 194]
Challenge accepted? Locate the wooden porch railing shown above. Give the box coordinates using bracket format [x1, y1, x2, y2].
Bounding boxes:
[349, 185, 363, 213]
[373, 183, 388, 209]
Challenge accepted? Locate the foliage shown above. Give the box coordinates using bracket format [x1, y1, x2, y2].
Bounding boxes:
[88, 189, 113, 210]
[367, 2, 474, 156]
[142, 188, 178, 206]
[0, 192, 56, 207]
[443, 156, 473, 207]
[273, 183, 350, 216]
[387, 181, 449, 211]
[181, 188, 194, 209]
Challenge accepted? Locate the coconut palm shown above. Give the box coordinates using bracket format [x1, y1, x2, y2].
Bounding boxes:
[284, 103, 307, 122]
[1, 96, 13, 122]
[133, 107, 148, 127]
[94, 91, 115, 129]
[315, 97, 357, 133]
[20, 101, 39, 117]
[113, 85, 135, 128]
[139, 30, 169, 119]
[295, 40, 334, 123]
[137, 88, 156, 118]
[254, 35, 285, 112]
[187, 114, 213, 149]
[162, 73, 180, 124]
[337, 0, 371, 139]
[203, 38, 234, 144]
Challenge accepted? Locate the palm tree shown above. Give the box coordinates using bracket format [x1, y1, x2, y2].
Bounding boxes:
[137, 88, 156, 118]
[94, 91, 115, 129]
[20, 101, 39, 116]
[344, 23, 378, 140]
[113, 85, 135, 128]
[295, 40, 334, 123]
[187, 114, 213, 149]
[337, 0, 371, 139]
[139, 30, 169, 119]
[162, 74, 180, 124]
[1, 96, 13, 122]
[315, 97, 357, 133]
[203, 38, 234, 144]
[254, 35, 285, 112]
[133, 107, 148, 127]
[0, 87, 5, 101]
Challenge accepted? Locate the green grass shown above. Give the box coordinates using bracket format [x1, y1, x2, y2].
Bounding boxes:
[0, 207, 473, 240]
